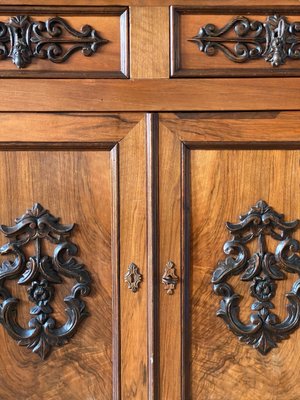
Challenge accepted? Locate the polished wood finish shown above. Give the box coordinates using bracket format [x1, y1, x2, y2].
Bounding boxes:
[0, 7, 128, 78]
[130, 7, 169, 78]
[159, 112, 300, 399]
[171, 7, 300, 77]
[0, 113, 144, 399]
[2, 78, 300, 111]
[0, 2, 299, 399]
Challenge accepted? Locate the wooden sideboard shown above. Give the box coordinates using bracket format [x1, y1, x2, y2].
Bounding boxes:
[0, 2, 299, 400]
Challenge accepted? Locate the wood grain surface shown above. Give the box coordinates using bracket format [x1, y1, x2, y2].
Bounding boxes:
[1, 1, 300, 6]
[171, 8, 300, 77]
[0, 113, 144, 399]
[119, 116, 148, 399]
[1, 78, 300, 111]
[130, 7, 169, 79]
[190, 149, 300, 400]
[0, 150, 113, 400]
[0, 8, 128, 78]
[158, 112, 300, 400]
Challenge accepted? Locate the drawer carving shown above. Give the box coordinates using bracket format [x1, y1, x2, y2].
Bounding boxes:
[1, 15, 107, 69]
[190, 15, 300, 68]
[171, 7, 300, 77]
[0, 203, 91, 359]
[0, 7, 129, 78]
[212, 200, 300, 355]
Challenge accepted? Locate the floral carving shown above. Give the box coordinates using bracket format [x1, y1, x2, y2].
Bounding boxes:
[212, 200, 300, 354]
[0, 203, 91, 359]
[190, 15, 300, 67]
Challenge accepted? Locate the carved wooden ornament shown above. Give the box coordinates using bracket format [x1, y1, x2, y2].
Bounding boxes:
[162, 261, 179, 295]
[190, 15, 300, 67]
[0, 204, 91, 359]
[0, 15, 108, 69]
[212, 200, 300, 354]
[124, 263, 142, 293]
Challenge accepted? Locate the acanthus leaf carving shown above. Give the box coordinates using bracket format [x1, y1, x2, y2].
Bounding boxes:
[190, 15, 300, 67]
[0, 203, 91, 359]
[0, 15, 108, 69]
[212, 200, 300, 354]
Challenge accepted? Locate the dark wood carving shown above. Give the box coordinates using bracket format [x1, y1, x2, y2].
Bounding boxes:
[0, 15, 107, 68]
[124, 263, 142, 293]
[190, 15, 300, 67]
[0, 203, 91, 359]
[212, 200, 300, 354]
[162, 260, 179, 295]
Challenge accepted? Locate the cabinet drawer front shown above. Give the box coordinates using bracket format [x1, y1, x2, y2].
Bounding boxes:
[171, 6, 300, 77]
[0, 6, 128, 78]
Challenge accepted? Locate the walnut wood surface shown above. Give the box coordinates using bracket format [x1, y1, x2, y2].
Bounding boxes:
[158, 112, 300, 400]
[0, 150, 113, 400]
[119, 116, 148, 399]
[190, 149, 300, 400]
[0, 8, 128, 78]
[171, 8, 300, 77]
[0, 113, 144, 399]
[130, 7, 169, 79]
[1, 1, 300, 5]
[2, 78, 300, 111]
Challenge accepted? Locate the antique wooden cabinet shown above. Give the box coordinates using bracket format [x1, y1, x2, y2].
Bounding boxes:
[0, 1, 300, 400]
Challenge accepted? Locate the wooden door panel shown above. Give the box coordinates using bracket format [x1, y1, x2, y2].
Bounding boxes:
[0, 150, 112, 400]
[0, 112, 146, 400]
[159, 112, 300, 400]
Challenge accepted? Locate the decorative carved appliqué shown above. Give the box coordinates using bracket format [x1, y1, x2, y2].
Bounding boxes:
[124, 263, 142, 293]
[212, 200, 300, 354]
[0, 15, 108, 69]
[190, 15, 300, 67]
[0, 203, 91, 359]
[162, 260, 179, 295]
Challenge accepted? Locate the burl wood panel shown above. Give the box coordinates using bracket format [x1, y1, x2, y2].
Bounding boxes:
[0, 150, 113, 400]
[0, 7, 128, 78]
[190, 149, 300, 400]
[171, 7, 300, 77]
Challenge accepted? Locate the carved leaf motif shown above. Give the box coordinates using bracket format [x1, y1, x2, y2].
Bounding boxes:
[0, 15, 108, 68]
[0, 203, 91, 359]
[190, 15, 300, 67]
[212, 200, 300, 354]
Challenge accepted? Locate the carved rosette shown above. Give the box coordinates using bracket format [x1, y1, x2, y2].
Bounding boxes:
[0, 15, 108, 68]
[212, 200, 300, 354]
[190, 15, 300, 67]
[0, 203, 91, 359]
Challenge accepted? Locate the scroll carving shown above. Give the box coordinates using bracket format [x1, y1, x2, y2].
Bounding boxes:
[212, 200, 300, 354]
[0, 203, 91, 359]
[0, 15, 108, 68]
[162, 261, 179, 295]
[190, 15, 300, 67]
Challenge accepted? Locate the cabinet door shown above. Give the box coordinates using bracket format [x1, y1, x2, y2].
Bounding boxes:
[0, 113, 148, 400]
[158, 112, 300, 400]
